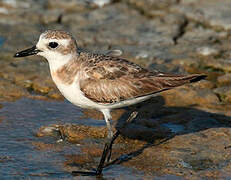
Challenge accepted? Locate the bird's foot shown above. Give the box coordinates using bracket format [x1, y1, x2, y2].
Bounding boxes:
[71, 139, 112, 177]
[72, 170, 102, 177]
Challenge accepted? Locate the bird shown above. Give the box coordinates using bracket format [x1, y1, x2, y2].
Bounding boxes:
[14, 30, 206, 176]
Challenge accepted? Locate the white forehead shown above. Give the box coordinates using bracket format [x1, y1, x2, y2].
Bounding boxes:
[37, 33, 70, 46]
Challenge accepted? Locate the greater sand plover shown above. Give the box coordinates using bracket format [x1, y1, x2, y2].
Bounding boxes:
[14, 30, 206, 175]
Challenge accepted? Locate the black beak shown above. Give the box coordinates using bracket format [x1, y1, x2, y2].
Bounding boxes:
[14, 46, 41, 58]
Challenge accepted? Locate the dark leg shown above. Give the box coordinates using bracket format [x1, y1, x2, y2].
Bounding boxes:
[96, 111, 138, 174]
[95, 138, 113, 175]
[106, 111, 138, 162]
[95, 131, 120, 175]
[72, 111, 138, 176]
[57, 127, 66, 142]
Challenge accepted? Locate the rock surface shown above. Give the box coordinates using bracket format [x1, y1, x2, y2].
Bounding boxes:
[0, 0, 231, 179]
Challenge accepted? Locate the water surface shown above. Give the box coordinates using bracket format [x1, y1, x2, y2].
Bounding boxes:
[0, 98, 176, 179]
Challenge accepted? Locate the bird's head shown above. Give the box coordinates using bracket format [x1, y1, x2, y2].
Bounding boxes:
[14, 30, 78, 68]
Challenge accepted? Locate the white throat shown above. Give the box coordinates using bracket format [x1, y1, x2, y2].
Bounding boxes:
[39, 51, 74, 71]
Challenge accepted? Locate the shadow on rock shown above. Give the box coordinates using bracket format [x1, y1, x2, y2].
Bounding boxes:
[108, 95, 231, 170]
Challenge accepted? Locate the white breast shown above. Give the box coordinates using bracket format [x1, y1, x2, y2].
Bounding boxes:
[52, 74, 98, 109]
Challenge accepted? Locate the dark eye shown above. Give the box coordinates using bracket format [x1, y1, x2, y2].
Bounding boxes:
[48, 42, 58, 48]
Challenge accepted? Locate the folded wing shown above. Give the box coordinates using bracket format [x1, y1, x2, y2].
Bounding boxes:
[79, 55, 206, 104]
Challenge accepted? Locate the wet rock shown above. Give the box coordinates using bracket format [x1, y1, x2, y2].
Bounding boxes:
[0, 0, 44, 25]
[162, 86, 220, 108]
[47, 90, 64, 100]
[173, 0, 231, 31]
[217, 73, 231, 86]
[213, 86, 231, 103]
[203, 58, 231, 73]
[194, 80, 215, 89]
[31, 82, 52, 95]
[36, 125, 60, 137]
[0, 0, 31, 9]
[81, 145, 103, 158]
[64, 154, 94, 167]
[125, 0, 179, 13]
[123, 128, 231, 179]
[59, 124, 107, 143]
[196, 46, 218, 56]
[32, 141, 63, 151]
[91, 0, 113, 7]
[0, 7, 9, 15]
[0, 78, 29, 101]
[225, 94, 231, 104]
[39, 10, 63, 25]
[0, 156, 12, 163]
[174, 23, 222, 56]
[36, 114, 170, 143]
[37, 124, 108, 143]
[45, 0, 92, 12]
[63, 3, 182, 60]
[0, 53, 63, 100]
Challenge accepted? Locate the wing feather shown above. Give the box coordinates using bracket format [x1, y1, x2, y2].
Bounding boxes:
[78, 53, 206, 104]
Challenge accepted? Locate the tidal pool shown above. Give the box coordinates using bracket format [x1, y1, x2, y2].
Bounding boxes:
[0, 98, 178, 179]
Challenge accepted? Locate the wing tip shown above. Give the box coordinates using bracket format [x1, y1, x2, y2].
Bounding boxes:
[189, 74, 207, 83]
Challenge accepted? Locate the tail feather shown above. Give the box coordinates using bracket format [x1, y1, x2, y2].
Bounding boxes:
[173, 74, 207, 84]
[156, 74, 207, 89]
[132, 73, 207, 100]
[188, 74, 207, 83]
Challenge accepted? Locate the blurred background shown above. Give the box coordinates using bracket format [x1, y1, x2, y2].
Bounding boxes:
[1, 0, 231, 179]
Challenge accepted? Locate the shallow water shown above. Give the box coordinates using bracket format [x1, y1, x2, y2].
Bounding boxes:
[0, 98, 179, 179]
[161, 122, 185, 134]
[0, 37, 5, 47]
[0, 98, 85, 179]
